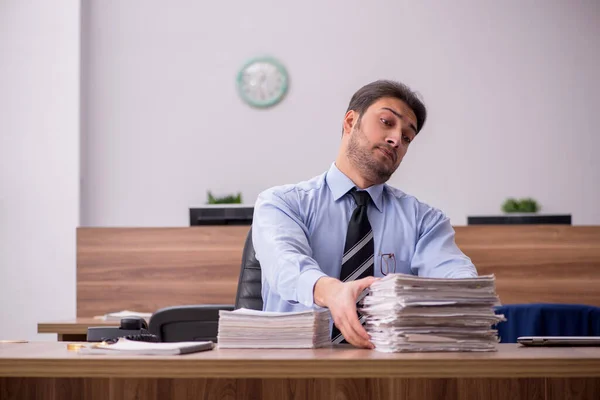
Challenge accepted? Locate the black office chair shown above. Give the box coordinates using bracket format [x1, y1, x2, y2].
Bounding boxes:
[149, 227, 262, 342]
[234, 226, 263, 311]
[494, 303, 600, 343]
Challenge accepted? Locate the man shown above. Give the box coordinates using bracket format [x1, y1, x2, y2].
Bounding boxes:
[252, 80, 478, 349]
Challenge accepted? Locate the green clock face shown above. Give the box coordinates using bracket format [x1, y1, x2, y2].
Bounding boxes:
[236, 57, 289, 108]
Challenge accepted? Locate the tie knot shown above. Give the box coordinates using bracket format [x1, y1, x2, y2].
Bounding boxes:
[351, 190, 371, 207]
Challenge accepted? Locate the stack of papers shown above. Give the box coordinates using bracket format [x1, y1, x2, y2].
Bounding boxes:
[78, 338, 214, 355]
[360, 273, 506, 352]
[93, 310, 153, 321]
[217, 308, 332, 348]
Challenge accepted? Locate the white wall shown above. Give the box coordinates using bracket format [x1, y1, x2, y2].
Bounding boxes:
[0, 1, 80, 340]
[80, 0, 600, 227]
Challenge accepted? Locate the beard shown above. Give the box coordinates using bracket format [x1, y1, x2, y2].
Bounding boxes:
[346, 124, 398, 185]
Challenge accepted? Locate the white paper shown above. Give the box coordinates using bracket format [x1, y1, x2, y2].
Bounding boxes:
[78, 338, 214, 355]
[361, 273, 505, 353]
[229, 308, 319, 317]
[218, 308, 332, 348]
[93, 310, 153, 321]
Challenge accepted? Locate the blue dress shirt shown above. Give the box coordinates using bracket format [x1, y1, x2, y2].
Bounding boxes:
[252, 162, 478, 312]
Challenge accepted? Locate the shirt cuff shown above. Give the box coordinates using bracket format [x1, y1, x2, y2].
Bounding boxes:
[296, 268, 328, 307]
[447, 266, 478, 278]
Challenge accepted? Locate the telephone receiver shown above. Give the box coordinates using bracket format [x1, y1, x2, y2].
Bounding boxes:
[120, 317, 148, 331]
[86, 316, 158, 343]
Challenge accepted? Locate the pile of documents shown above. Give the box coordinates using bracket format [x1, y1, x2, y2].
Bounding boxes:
[93, 310, 152, 321]
[360, 273, 506, 352]
[217, 308, 332, 348]
[78, 338, 214, 355]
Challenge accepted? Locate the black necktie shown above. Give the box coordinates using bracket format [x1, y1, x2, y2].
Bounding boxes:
[331, 189, 375, 343]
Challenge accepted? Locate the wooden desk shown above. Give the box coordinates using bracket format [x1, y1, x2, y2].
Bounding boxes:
[76, 226, 600, 317]
[0, 343, 598, 400]
[37, 319, 118, 341]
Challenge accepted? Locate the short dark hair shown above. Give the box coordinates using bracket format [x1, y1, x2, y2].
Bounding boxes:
[345, 80, 427, 134]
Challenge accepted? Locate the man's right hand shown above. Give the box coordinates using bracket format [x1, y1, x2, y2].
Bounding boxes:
[313, 276, 378, 349]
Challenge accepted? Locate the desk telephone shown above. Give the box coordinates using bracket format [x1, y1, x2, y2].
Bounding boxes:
[86, 317, 159, 343]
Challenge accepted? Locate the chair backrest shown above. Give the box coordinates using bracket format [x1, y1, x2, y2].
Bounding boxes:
[494, 303, 600, 343]
[234, 227, 263, 310]
[149, 304, 234, 342]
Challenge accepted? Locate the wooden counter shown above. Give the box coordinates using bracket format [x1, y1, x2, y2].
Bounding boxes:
[1, 342, 598, 399]
[37, 319, 118, 341]
[76, 226, 600, 319]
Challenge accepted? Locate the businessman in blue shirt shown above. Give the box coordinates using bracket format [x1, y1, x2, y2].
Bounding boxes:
[252, 80, 478, 348]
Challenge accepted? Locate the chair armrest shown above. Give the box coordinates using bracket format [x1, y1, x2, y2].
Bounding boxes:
[149, 304, 234, 342]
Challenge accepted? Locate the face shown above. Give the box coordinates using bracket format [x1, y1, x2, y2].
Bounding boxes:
[345, 97, 418, 185]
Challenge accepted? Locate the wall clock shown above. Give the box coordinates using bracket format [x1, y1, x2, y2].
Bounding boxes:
[236, 57, 289, 108]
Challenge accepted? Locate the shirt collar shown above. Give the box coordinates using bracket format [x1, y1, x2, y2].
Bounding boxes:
[325, 162, 384, 213]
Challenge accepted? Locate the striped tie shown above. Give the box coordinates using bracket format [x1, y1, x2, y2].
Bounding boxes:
[331, 189, 375, 344]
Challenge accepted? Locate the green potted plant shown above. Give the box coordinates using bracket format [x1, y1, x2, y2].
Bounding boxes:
[501, 197, 540, 213]
[207, 191, 242, 204]
[468, 197, 570, 225]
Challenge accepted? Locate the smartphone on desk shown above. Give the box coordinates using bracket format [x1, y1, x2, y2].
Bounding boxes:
[517, 336, 600, 347]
